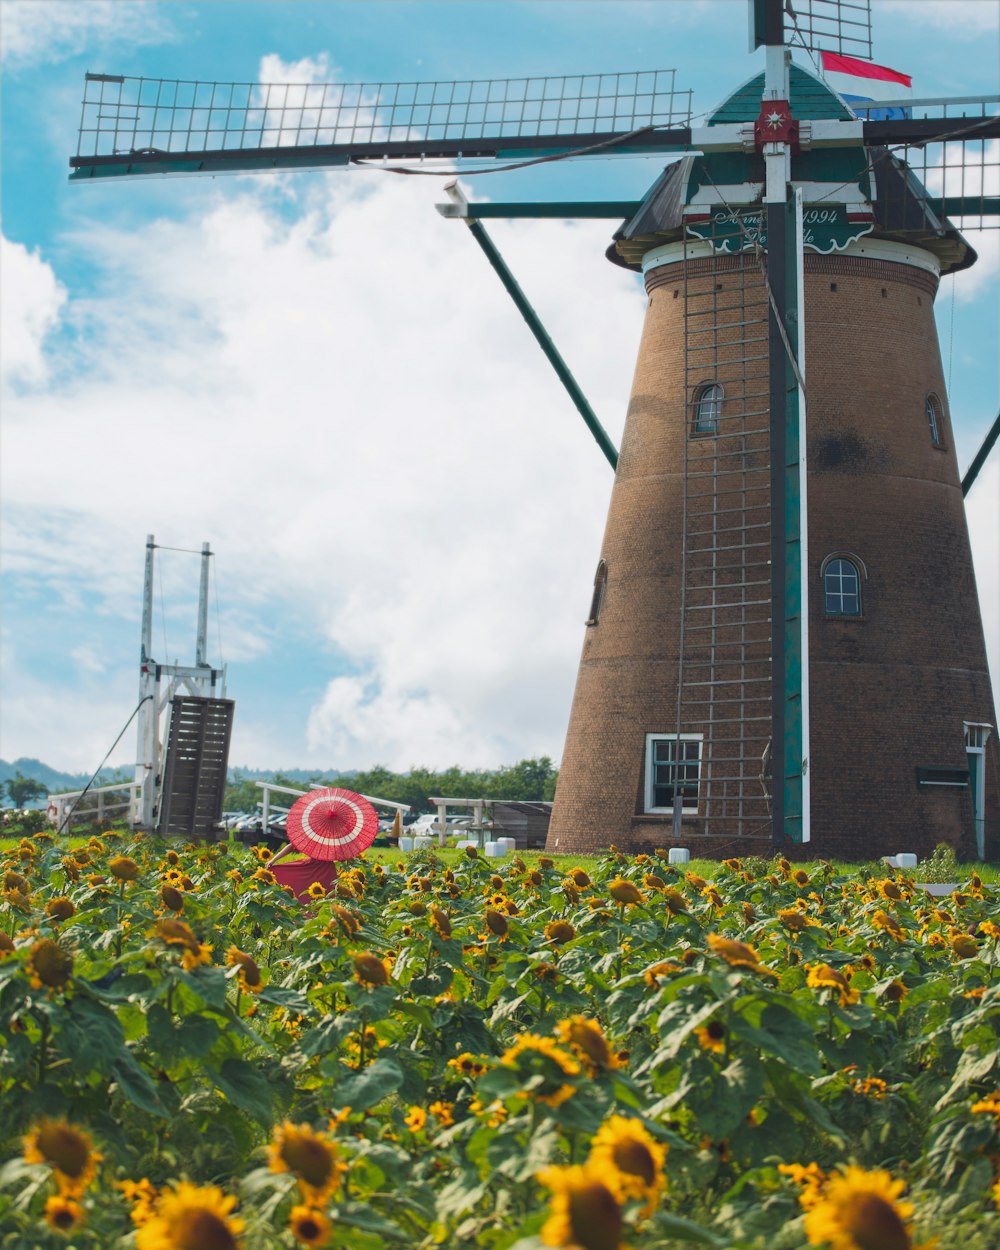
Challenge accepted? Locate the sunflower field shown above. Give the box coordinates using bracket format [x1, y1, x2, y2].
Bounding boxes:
[1, 831, 999, 1250]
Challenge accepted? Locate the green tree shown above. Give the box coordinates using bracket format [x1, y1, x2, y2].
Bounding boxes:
[3, 771, 47, 809]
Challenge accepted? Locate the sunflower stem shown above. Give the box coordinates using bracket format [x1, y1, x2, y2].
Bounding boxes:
[358, 1008, 367, 1070]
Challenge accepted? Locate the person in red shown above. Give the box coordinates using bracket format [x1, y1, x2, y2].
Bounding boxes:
[268, 787, 379, 902]
[268, 842, 338, 903]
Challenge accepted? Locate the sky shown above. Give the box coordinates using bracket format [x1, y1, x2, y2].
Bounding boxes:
[1, 0, 998, 778]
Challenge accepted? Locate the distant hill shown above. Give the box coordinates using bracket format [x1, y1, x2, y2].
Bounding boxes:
[0, 758, 98, 794]
[1, 758, 353, 795]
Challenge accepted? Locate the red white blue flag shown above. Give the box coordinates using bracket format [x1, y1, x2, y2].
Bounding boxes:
[820, 51, 912, 121]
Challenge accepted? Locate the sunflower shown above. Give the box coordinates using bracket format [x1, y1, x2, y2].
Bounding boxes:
[779, 907, 812, 932]
[429, 1100, 454, 1126]
[663, 888, 688, 914]
[253, 868, 276, 885]
[117, 1177, 158, 1226]
[556, 1016, 620, 1075]
[153, 917, 198, 949]
[403, 1106, 427, 1132]
[353, 952, 391, 987]
[0, 931, 14, 956]
[694, 1019, 727, 1054]
[871, 910, 905, 940]
[588, 1115, 666, 1215]
[429, 907, 452, 939]
[970, 1093, 1000, 1123]
[502, 1032, 581, 1107]
[24, 1119, 100, 1194]
[254, 846, 273, 863]
[706, 932, 771, 974]
[806, 963, 859, 1008]
[44, 897, 75, 923]
[135, 1181, 243, 1250]
[570, 868, 592, 889]
[108, 856, 141, 882]
[268, 1122, 344, 1203]
[643, 960, 681, 987]
[545, 919, 577, 946]
[608, 878, 645, 906]
[484, 908, 509, 937]
[950, 933, 979, 959]
[226, 946, 264, 993]
[306, 882, 327, 900]
[883, 979, 908, 1002]
[289, 1205, 332, 1248]
[44, 1192, 84, 1234]
[448, 1053, 488, 1077]
[27, 938, 73, 991]
[802, 1165, 924, 1250]
[537, 1162, 623, 1250]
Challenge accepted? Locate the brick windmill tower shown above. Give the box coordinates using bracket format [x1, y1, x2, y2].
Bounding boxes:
[547, 20, 999, 860]
[69, 0, 998, 860]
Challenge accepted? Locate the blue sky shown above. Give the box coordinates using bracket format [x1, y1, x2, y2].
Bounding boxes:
[1, 0, 997, 776]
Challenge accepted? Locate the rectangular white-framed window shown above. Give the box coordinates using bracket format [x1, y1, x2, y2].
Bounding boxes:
[644, 733, 703, 814]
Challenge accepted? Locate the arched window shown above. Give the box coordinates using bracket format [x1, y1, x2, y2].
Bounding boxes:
[821, 554, 866, 617]
[586, 559, 608, 626]
[925, 392, 944, 447]
[693, 383, 723, 435]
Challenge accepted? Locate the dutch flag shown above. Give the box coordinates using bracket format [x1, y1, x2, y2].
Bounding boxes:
[820, 51, 912, 120]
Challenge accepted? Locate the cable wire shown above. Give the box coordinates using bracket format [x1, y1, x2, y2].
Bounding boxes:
[57, 697, 153, 834]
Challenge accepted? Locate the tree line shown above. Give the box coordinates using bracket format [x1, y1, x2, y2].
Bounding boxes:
[223, 757, 558, 814]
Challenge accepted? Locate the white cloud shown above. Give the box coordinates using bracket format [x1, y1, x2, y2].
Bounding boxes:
[0, 235, 67, 388]
[1, 172, 643, 770]
[0, 0, 175, 68]
[878, 0, 1000, 36]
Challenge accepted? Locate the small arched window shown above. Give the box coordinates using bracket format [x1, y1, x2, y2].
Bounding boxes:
[925, 392, 944, 447]
[586, 559, 608, 626]
[693, 383, 723, 436]
[821, 554, 865, 617]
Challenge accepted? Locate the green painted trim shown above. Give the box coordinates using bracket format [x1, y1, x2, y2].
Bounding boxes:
[463, 219, 618, 471]
[463, 202, 642, 219]
[782, 199, 805, 843]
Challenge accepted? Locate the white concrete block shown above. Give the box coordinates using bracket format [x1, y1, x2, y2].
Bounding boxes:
[413, 835, 434, 850]
[495, 837, 516, 852]
[398, 837, 413, 852]
[894, 853, 918, 869]
[668, 847, 691, 865]
[484, 841, 509, 858]
[455, 839, 478, 851]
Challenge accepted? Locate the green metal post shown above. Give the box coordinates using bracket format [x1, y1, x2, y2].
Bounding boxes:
[459, 215, 619, 471]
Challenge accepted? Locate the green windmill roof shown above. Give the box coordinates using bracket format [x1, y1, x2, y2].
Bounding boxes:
[709, 61, 856, 124]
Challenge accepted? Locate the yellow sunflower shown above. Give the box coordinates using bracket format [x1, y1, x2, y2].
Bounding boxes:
[289, 1205, 332, 1248]
[706, 932, 772, 975]
[588, 1115, 666, 1215]
[353, 952, 391, 987]
[403, 1106, 427, 1132]
[555, 1016, 621, 1075]
[502, 1032, 581, 1107]
[803, 1165, 925, 1250]
[537, 1162, 624, 1250]
[608, 878, 645, 906]
[226, 946, 264, 993]
[27, 938, 73, 991]
[694, 1019, 727, 1054]
[44, 1192, 84, 1234]
[268, 1122, 344, 1203]
[806, 963, 859, 1008]
[544, 919, 577, 946]
[108, 856, 141, 882]
[429, 907, 453, 939]
[24, 1119, 100, 1194]
[44, 897, 76, 923]
[135, 1181, 243, 1250]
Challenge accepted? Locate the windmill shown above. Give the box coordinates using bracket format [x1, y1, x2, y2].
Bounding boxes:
[68, 0, 999, 860]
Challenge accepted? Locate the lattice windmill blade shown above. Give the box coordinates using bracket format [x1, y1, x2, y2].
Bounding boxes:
[69, 68, 694, 180]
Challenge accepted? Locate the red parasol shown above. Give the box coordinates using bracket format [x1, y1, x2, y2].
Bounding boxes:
[285, 787, 379, 862]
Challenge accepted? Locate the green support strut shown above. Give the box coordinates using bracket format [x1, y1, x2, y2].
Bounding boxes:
[441, 184, 619, 472]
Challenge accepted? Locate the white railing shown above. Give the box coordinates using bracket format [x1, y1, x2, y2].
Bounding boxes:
[47, 783, 139, 831]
